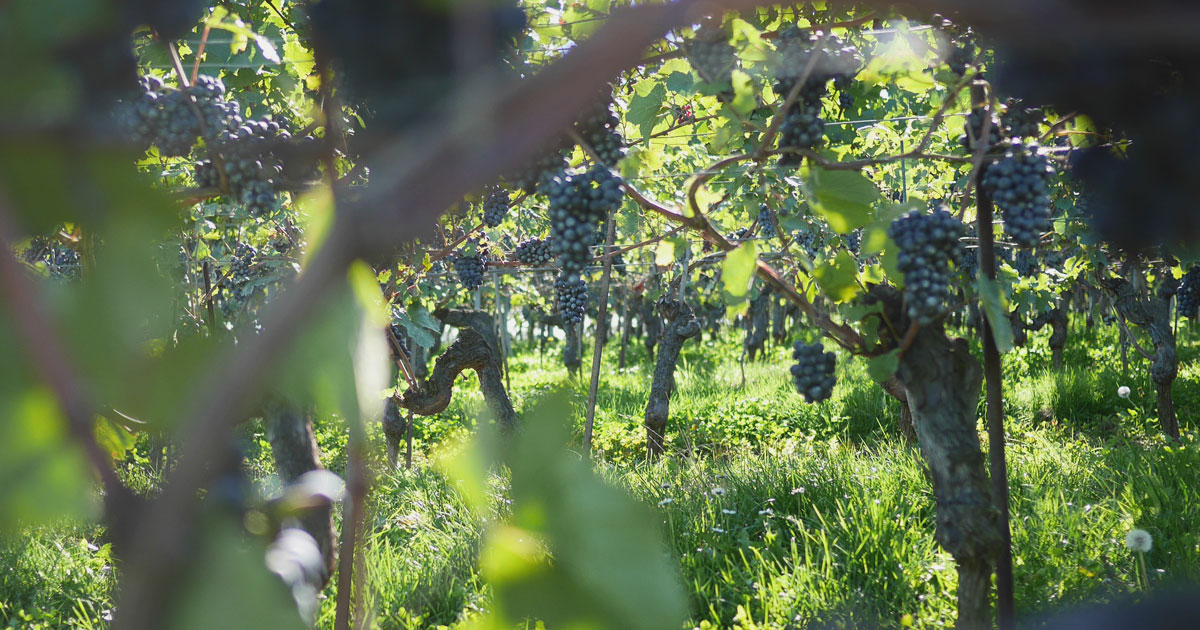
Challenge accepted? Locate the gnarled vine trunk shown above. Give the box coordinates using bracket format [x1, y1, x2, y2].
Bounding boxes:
[869, 285, 1000, 629]
[264, 401, 337, 587]
[898, 325, 1001, 629]
[1102, 276, 1179, 438]
[644, 298, 701, 458]
[400, 310, 517, 436]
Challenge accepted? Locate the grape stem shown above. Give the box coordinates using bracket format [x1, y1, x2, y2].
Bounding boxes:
[190, 24, 212, 86]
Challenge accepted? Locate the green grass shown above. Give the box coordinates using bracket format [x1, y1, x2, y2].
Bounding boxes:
[4, 320, 1200, 628]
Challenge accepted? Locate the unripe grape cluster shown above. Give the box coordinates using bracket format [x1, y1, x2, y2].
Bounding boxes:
[981, 141, 1055, 247]
[547, 166, 623, 281]
[454, 244, 488, 290]
[554, 273, 588, 324]
[482, 187, 510, 228]
[889, 208, 967, 325]
[1178, 267, 1200, 319]
[790, 341, 836, 403]
[513, 237, 555, 266]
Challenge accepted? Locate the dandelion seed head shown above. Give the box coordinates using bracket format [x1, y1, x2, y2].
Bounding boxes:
[1118, 386, 1132, 399]
[1125, 528, 1153, 553]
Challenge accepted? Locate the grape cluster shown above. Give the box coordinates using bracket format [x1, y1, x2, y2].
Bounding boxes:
[758, 205, 777, 239]
[1178, 267, 1200, 319]
[575, 91, 625, 167]
[507, 142, 570, 194]
[792, 227, 821, 259]
[211, 117, 293, 217]
[778, 110, 825, 164]
[790, 341, 836, 403]
[547, 166, 623, 281]
[1011, 249, 1038, 277]
[773, 29, 861, 163]
[686, 20, 737, 87]
[1001, 99, 1043, 139]
[482, 187, 510, 227]
[726, 226, 751, 242]
[833, 75, 855, 112]
[889, 209, 967, 325]
[843, 229, 862, 255]
[961, 107, 998, 151]
[774, 29, 862, 105]
[229, 244, 256, 284]
[953, 228, 979, 280]
[22, 236, 81, 278]
[119, 74, 320, 217]
[554, 273, 588, 324]
[946, 35, 976, 77]
[513, 237, 555, 266]
[981, 141, 1054, 247]
[454, 244, 488, 290]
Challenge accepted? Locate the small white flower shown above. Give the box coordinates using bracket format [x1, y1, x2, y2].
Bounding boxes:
[712, 527, 725, 534]
[1125, 528, 1153, 553]
[758, 509, 774, 516]
[791, 487, 805, 495]
[721, 509, 737, 515]
[1118, 386, 1132, 399]
[711, 486, 727, 496]
[657, 498, 674, 507]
